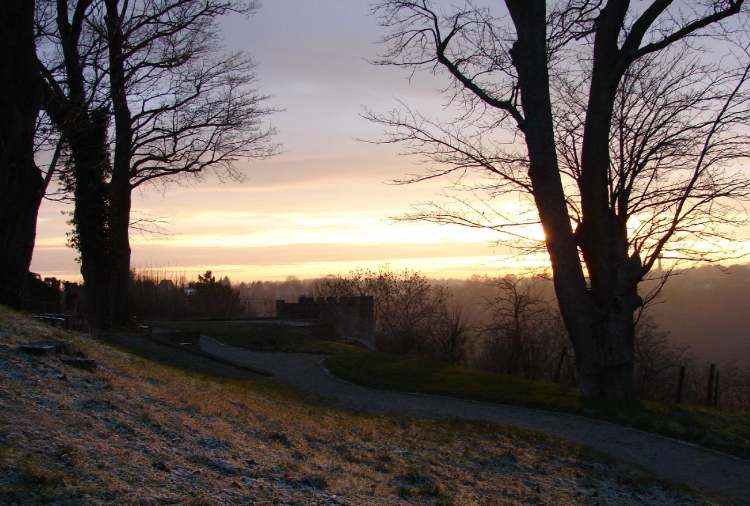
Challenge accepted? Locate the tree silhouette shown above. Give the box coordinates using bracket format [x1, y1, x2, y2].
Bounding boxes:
[370, 0, 750, 399]
[38, 0, 118, 329]
[189, 270, 243, 318]
[36, 0, 276, 329]
[0, 0, 44, 308]
[101, 0, 276, 327]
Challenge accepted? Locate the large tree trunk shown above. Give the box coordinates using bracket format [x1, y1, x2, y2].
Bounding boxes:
[108, 179, 131, 327]
[40, 0, 114, 331]
[574, 288, 638, 400]
[0, 0, 43, 309]
[507, 0, 599, 394]
[68, 110, 112, 331]
[105, 0, 135, 328]
[573, 1, 639, 401]
[0, 178, 44, 308]
[507, 0, 639, 401]
[41, 95, 113, 331]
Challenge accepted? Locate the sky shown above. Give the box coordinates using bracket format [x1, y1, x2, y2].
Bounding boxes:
[30, 0, 537, 282]
[30, 1, 750, 283]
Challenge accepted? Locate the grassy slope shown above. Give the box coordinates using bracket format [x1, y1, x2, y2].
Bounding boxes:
[0, 307, 713, 504]
[326, 350, 750, 460]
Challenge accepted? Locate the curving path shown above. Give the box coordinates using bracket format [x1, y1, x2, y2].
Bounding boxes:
[200, 335, 750, 504]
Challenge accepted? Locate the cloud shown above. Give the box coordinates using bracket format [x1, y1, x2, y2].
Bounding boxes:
[31, 238, 530, 281]
[29, 1, 535, 283]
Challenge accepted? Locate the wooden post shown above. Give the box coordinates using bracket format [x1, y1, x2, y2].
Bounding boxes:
[713, 370, 720, 408]
[554, 347, 567, 384]
[676, 365, 685, 404]
[706, 363, 716, 407]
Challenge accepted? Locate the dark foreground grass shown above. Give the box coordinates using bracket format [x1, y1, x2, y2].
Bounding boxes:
[147, 316, 750, 460]
[1, 305, 713, 505]
[326, 349, 750, 460]
[152, 320, 358, 354]
[96, 332, 306, 403]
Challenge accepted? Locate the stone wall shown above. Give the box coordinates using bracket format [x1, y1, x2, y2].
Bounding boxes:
[276, 296, 375, 347]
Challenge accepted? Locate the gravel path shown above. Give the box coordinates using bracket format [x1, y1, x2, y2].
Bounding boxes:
[201, 335, 750, 504]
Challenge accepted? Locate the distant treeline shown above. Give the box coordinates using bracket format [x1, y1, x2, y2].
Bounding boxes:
[128, 265, 750, 409]
[130, 270, 243, 321]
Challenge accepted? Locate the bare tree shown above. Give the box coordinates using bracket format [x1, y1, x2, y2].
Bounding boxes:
[369, 0, 750, 399]
[0, 0, 45, 308]
[633, 316, 688, 400]
[431, 300, 472, 364]
[36, 0, 276, 328]
[101, 0, 276, 326]
[37, 0, 113, 329]
[479, 275, 564, 379]
[313, 267, 448, 354]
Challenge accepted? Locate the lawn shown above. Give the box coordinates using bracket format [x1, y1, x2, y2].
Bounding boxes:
[151, 319, 358, 354]
[1, 306, 709, 504]
[152, 317, 750, 460]
[326, 349, 750, 460]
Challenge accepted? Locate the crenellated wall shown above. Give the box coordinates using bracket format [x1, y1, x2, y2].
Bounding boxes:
[276, 296, 375, 348]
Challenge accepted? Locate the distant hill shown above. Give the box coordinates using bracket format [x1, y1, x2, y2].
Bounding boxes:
[648, 264, 750, 365]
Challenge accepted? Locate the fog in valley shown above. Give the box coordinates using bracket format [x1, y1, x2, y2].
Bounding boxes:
[648, 264, 750, 364]
[189, 263, 749, 367]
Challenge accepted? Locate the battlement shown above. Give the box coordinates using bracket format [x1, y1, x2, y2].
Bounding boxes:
[275, 296, 375, 348]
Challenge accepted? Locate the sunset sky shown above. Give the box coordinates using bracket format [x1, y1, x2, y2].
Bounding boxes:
[30, 1, 750, 283]
[30, 0, 544, 282]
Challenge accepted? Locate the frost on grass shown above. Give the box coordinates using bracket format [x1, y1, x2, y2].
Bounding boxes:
[0, 308, 715, 505]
